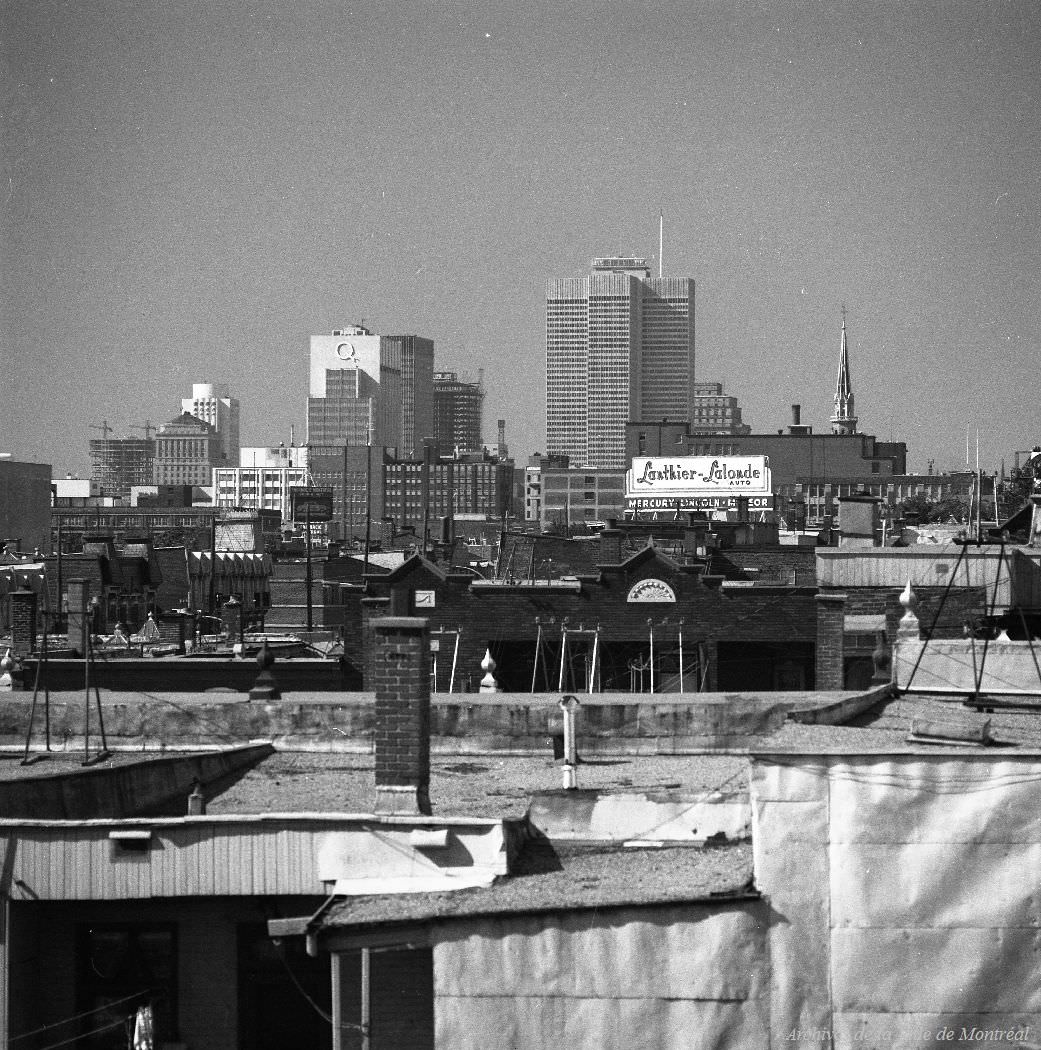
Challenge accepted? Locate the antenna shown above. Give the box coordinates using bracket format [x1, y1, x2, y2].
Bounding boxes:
[658, 209, 663, 279]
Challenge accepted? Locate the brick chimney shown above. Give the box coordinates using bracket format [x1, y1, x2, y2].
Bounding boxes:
[9, 588, 37, 655]
[67, 579, 91, 657]
[372, 617, 431, 815]
[599, 520, 623, 565]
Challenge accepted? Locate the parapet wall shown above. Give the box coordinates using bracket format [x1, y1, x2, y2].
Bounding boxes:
[0, 691, 859, 754]
[894, 638, 1041, 695]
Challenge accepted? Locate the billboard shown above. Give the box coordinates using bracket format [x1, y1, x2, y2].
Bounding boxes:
[626, 494, 776, 512]
[290, 487, 334, 523]
[626, 456, 772, 497]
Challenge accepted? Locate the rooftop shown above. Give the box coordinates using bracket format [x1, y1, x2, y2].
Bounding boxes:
[272, 840, 755, 937]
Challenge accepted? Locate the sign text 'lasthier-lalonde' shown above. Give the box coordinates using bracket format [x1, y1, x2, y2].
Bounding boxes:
[625, 456, 773, 510]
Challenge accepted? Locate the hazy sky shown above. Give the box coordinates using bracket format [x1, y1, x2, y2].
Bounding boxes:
[2, 0, 1039, 478]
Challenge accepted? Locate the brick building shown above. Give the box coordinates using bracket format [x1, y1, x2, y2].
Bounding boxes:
[353, 536, 819, 693]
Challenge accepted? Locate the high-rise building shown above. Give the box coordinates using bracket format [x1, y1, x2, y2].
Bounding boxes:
[546, 256, 695, 469]
[433, 371, 484, 453]
[154, 413, 220, 487]
[690, 381, 751, 435]
[214, 446, 309, 519]
[181, 383, 240, 465]
[307, 325, 433, 456]
[89, 438, 155, 499]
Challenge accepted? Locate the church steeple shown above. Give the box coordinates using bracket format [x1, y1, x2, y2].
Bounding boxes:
[831, 307, 858, 436]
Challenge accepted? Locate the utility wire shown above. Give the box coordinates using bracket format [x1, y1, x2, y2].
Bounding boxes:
[10, 990, 149, 1043]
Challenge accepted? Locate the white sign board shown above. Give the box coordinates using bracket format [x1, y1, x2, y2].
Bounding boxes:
[626, 456, 771, 497]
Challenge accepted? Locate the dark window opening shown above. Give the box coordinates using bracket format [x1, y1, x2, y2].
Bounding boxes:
[76, 923, 177, 1049]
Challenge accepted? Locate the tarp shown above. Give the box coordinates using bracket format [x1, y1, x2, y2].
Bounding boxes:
[752, 755, 1041, 1049]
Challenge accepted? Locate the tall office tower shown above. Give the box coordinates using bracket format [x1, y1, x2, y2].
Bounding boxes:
[385, 334, 435, 456]
[89, 437, 156, 499]
[307, 326, 433, 456]
[433, 371, 484, 453]
[546, 256, 695, 469]
[181, 383, 240, 465]
[830, 314, 858, 436]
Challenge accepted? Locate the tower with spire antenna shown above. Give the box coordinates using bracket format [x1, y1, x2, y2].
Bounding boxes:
[831, 308, 858, 436]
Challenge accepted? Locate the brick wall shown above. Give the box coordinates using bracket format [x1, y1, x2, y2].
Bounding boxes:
[371, 616, 431, 814]
[815, 592, 846, 690]
[711, 547, 818, 585]
[353, 555, 819, 693]
[833, 585, 989, 642]
[9, 589, 37, 654]
[66, 579, 90, 657]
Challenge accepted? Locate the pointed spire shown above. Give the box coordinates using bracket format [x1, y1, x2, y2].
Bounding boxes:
[831, 306, 858, 435]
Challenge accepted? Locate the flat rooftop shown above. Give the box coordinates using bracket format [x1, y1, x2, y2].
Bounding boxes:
[2, 691, 1040, 819]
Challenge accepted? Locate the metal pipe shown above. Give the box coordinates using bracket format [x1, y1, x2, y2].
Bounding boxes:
[678, 625, 685, 694]
[560, 694, 580, 789]
[360, 947, 371, 1050]
[557, 626, 568, 691]
[449, 628, 460, 694]
[531, 622, 542, 693]
[648, 622, 655, 694]
[589, 627, 599, 695]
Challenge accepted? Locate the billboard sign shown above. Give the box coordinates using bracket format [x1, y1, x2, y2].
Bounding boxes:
[626, 456, 772, 497]
[625, 494, 776, 512]
[290, 487, 334, 523]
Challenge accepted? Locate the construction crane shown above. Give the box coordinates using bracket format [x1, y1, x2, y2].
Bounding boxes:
[89, 420, 112, 439]
[129, 421, 156, 440]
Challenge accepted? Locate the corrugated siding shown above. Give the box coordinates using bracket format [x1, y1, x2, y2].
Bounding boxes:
[9, 822, 332, 900]
[816, 549, 1035, 609]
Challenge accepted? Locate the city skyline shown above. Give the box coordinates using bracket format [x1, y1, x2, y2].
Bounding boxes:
[3, 1, 1039, 478]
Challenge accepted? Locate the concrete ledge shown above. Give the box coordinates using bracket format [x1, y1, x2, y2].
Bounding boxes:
[527, 787, 751, 843]
[2, 690, 865, 754]
[787, 683, 893, 725]
[895, 639, 1041, 695]
[0, 743, 274, 820]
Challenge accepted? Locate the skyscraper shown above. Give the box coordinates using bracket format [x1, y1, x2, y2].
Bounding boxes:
[307, 325, 433, 456]
[546, 256, 695, 469]
[181, 383, 240, 465]
[433, 371, 484, 453]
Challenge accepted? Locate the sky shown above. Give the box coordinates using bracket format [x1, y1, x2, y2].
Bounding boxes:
[2, 0, 1039, 479]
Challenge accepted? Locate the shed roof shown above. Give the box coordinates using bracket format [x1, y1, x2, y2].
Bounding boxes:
[272, 839, 754, 938]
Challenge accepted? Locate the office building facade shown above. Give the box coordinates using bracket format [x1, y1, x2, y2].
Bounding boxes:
[307, 326, 433, 456]
[89, 438, 156, 500]
[433, 371, 484, 453]
[181, 383, 240, 465]
[154, 413, 221, 487]
[547, 257, 695, 470]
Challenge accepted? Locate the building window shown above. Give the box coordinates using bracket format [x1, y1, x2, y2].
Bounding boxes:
[238, 924, 331, 1050]
[333, 945, 433, 1050]
[76, 923, 177, 1048]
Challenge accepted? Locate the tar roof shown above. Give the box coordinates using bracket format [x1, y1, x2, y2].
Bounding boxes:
[291, 839, 755, 934]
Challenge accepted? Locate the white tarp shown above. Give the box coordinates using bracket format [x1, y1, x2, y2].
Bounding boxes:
[752, 755, 1041, 1050]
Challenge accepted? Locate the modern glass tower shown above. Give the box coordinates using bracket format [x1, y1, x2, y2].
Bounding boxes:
[546, 257, 695, 469]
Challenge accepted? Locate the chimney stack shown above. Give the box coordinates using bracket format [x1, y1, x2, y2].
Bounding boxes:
[372, 617, 432, 815]
[598, 520, 623, 565]
[788, 404, 812, 436]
